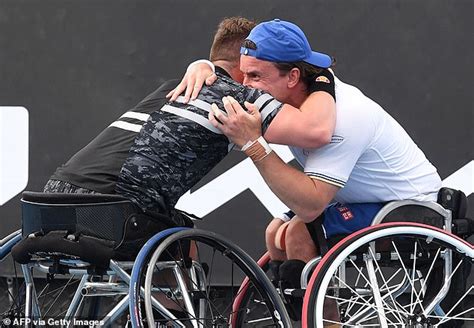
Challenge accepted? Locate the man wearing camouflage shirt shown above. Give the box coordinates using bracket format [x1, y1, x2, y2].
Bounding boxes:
[45, 17, 336, 227]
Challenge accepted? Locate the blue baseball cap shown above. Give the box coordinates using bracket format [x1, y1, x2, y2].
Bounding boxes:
[240, 19, 332, 68]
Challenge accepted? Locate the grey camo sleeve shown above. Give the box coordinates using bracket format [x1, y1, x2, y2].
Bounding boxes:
[244, 89, 283, 135]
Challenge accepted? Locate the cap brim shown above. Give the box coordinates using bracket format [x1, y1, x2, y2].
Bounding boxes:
[306, 51, 332, 68]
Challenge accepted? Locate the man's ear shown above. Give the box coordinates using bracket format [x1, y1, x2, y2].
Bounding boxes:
[287, 68, 301, 88]
[230, 66, 244, 84]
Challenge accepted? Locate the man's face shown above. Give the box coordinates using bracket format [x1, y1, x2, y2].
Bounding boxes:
[240, 55, 291, 102]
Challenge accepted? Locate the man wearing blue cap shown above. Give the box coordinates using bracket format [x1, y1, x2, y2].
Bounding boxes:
[176, 18, 441, 320]
[45, 17, 336, 230]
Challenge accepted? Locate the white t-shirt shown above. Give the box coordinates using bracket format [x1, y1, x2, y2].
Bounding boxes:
[290, 75, 441, 203]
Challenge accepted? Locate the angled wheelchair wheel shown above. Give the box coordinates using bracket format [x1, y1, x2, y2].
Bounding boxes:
[137, 229, 291, 328]
[303, 222, 474, 328]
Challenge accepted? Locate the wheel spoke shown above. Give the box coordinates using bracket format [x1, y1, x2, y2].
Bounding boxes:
[332, 274, 400, 325]
[368, 246, 406, 324]
[391, 240, 420, 316]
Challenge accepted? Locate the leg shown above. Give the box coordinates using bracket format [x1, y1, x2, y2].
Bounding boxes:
[285, 217, 319, 262]
[265, 218, 288, 261]
[283, 216, 341, 325]
[275, 217, 320, 322]
[265, 218, 289, 286]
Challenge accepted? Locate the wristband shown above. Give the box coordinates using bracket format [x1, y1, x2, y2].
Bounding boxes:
[186, 59, 215, 73]
[241, 136, 270, 152]
[241, 139, 254, 152]
[243, 136, 273, 162]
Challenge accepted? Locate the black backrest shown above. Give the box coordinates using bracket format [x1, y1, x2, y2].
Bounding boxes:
[21, 191, 138, 241]
[437, 187, 467, 219]
[380, 205, 445, 229]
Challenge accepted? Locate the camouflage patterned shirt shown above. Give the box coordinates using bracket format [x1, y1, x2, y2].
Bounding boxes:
[115, 69, 282, 218]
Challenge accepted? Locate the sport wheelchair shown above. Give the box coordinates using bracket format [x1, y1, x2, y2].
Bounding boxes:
[233, 188, 474, 327]
[0, 191, 292, 327]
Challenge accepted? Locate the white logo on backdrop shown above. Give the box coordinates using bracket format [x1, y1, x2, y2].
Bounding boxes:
[442, 161, 473, 196]
[0, 107, 29, 205]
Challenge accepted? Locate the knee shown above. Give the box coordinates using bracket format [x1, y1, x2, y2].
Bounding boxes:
[285, 217, 317, 256]
[285, 218, 308, 240]
[265, 218, 285, 243]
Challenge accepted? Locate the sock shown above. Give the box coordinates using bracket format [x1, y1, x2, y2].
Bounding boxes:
[279, 259, 306, 289]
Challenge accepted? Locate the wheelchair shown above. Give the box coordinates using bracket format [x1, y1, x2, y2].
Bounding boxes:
[0, 191, 291, 328]
[233, 188, 474, 327]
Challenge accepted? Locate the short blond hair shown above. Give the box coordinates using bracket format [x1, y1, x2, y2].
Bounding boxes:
[209, 17, 257, 63]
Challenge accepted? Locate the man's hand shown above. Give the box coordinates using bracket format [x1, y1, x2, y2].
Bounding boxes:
[209, 96, 262, 148]
[166, 62, 217, 103]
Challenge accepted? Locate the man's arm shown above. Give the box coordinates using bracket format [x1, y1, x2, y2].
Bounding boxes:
[169, 61, 335, 149]
[210, 94, 335, 149]
[251, 151, 340, 222]
[264, 91, 335, 148]
[210, 97, 340, 221]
